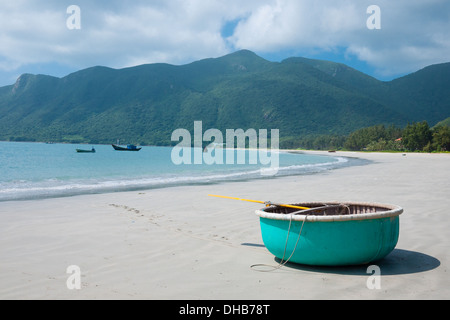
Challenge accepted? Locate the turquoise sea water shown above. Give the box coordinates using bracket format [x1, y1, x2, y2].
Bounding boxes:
[0, 142, 365, 202]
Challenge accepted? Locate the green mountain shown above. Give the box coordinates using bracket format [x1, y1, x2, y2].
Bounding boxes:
[0, 50, 449, 145]
[434, 117, 450, 128]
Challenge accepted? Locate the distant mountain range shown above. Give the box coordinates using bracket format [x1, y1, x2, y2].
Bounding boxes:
[0, 50, 449, 145]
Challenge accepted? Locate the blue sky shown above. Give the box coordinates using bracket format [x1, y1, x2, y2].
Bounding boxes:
[1, 0, 449, 87]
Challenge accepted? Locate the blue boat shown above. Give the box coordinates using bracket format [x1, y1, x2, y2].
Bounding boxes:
[256, 202, 403, 266]
[112, 144, 142, 151]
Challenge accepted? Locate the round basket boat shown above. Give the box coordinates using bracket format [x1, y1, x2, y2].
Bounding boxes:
[256, 202, 403, 266]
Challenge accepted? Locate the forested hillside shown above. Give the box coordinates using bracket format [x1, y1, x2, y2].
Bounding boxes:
[0, 50, 449, 146]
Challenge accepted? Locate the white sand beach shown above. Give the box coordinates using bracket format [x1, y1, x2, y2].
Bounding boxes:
[0, 151, 449, 300]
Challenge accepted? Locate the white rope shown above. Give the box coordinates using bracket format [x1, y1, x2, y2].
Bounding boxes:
[250, 213, 308, 272]
[250, 204, 347, 272]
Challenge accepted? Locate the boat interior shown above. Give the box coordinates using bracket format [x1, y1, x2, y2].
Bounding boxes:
[265, 203, 388, 216]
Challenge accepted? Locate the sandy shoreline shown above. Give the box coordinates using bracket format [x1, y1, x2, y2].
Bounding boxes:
[1, 151, 449, 300]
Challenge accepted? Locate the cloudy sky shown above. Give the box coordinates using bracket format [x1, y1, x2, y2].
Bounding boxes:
[0, 0, 449, 86]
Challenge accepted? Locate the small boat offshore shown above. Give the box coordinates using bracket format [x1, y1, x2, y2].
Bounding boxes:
[256, 202, 403, 266]
[76, 147, 96, 153]
[112, 144, 142, 151]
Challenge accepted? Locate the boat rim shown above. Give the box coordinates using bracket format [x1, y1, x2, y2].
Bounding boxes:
[255, 201, 403, 222]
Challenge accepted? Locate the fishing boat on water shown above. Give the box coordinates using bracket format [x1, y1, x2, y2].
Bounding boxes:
[256, 201, 403, 266]
[76, 147, 96, 153]
[112, 144, 142, 151]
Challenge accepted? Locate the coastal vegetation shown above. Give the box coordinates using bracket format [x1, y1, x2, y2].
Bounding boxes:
[0, 50, 449, 152]
[288, 120, 450, 152]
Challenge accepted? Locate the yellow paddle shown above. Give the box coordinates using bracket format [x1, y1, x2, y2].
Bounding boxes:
[208, 194, 310, 210]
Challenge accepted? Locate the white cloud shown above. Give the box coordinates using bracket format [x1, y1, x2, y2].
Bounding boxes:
[0, 0, 449, 85]
[343, 0, 450, 77]
[228, 0, 363, 51]
[0, 0, 240, 72]
[229, 0, 450, 78]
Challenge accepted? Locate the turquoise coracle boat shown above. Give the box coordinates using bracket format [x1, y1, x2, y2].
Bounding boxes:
[256, 202, 403, 266]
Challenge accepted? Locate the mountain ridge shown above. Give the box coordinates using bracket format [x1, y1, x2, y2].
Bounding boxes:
[0, 50, 449, 145]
